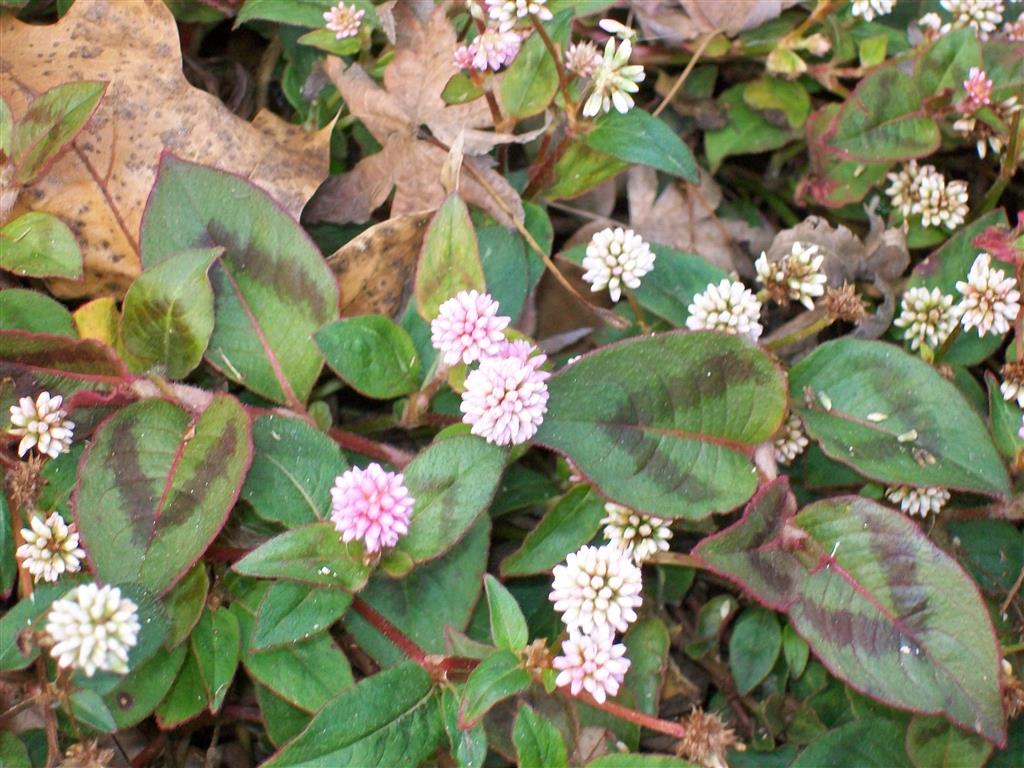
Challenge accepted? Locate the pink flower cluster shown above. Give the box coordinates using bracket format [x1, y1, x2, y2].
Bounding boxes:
[431, 291, 551, 446]
[453, 27, 522, 72]
[330, 463, 414, 555]
[961, 67, 993, 112]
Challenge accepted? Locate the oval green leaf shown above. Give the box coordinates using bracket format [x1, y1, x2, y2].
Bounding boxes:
[316, 314, 421, 399]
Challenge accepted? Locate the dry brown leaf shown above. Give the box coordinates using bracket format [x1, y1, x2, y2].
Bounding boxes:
[631, 0, 799, 42]
[0, 0, 332, 298]
[305, 8, 524, 228]
[326, 210, 434, 318]
[627, 166, 770, 273]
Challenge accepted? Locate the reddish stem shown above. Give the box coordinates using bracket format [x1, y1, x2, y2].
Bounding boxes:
[351, 596, 430, 669]
[328, 428, 415, 468]
[130, 734, 167, 768]
[574, 691, 688, 739]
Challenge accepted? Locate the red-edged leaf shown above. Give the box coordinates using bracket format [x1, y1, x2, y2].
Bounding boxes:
[0, 330, 129, 401]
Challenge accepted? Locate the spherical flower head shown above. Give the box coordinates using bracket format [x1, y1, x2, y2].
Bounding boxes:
[686, 279, 763, 342]
[601, 503, 672, 564]
[330, 463, 414, 554]
[773, 413, 808, 465]
[755, 242, 827, 310]
[486, 0, 552, 28]
[16, 512, 85, 584]
[885, 162, 918, 219]
[466, 26, 522, 71]
[962, 67, 993, 110]
[583, 37, 645, 117]
[886, 485, 951, 517]
[565, 40, 602, 78]
[431, 290, 511, 366]
[46, 583, 140, 677]
[323, 2, 364, 39]
[552, 625, 630, 704]
[460, 341, 550, 446]
[851, 0, 895, 22]
[453, 45, 476, 70]
[912, 167, 969, 230]
[582, 227, 655, 303]
[893, 286, 958, 352]
[956, 252, 1021, 337]
[1005, 18, 1024, 42]
[549, 543, 643, 634]
[8, 391, 75, 459]
[1001, 361, 1024, 408]
[939, 0, 1004, 39]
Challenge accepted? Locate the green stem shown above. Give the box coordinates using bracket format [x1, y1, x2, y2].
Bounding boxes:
[530, 15, 576, 127]
[932, 323, 962, 365]
[977, 111, 1022, 216]
[647, 551, 705, 569]
[764, 315, 834, 351]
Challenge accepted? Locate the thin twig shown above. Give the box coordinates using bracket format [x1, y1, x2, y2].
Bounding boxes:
[653, 30, 719, 117]
[999, 566, 1024, 618]
[574, 691, 688, 739]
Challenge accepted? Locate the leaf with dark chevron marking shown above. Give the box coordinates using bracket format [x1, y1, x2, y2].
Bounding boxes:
[73, 394, 253, 595]
[533, 331, 786, 519]
[790, 339, 1010, 498]
[695, 479, 1006, 746]
[140, 155, 338, 408]
[0, 330, 129, 402]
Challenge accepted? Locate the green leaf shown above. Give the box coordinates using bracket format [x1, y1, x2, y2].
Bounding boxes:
[192, 606, 240, 713]
[141, 155, 338, 406]
[233, 522, 370, 590]
[398, 435, 505, 563]
[559, 243, 726, 328]
[742, 76, 811, 129]
[0, 733, 30, 768]
[695, 479, 1007, 745]
[241, 415, 347, 527]
[415, 194, 485, 321]
[443, 687, 488, 768]
[987, 373, 1024, 461]
[907, 210, 1008, 365]
[120, 247, 219, 378]
[103, 644, 188, 729]
[75, 395, 252, 594]
[163, 563, 209, 648]
[0, 492, 13, 601]
[235, 0, 374, 28]
[155, 648, 207, 728]
[500, 10, 573, 118]
[914, 28, 982, 98]
[234, 584, 355, 713]
[255, 684, 312, 748]
[459, 650, 531, 728]
[316, 315, 421, 399]
[783, 624, 810, 679]
[264, 663, 443, 767]
[585, 109, 698, 182]
[296, 28, 361, 55]
[804, 103, 890, 209]
[478, 224, 537, 323]
[68, 689, 117, 733]
[10, 81, 106, 184]
[792, 718, 911, 768]
[705, 84, 797, 172]
[0, 212, 83, 279]
[345, 518, 489, 666]
[0, 289, 76, 336]
[501, 486, 605, 577]
[0, 331, 128, 402]
[587, 756, 700, 768]
[252, 581, 351, 650]
[484, 574, 529, 652]
[946, 519, 1023, 594]
[514, 703, 569, 768]
[534, 332, 786, 519]
[729, 607, 782, 694]
[906, 715, 992, 768]
[789, 338, 1010, 498]
[824, 67, 940, 162]
[542, 142, 629, 199]
[623, 617, 670, 717]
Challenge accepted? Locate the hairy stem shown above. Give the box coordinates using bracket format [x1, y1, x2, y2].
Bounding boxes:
[763, 314, 834, 351]
[328, 428, 414, 468]
[573, 691, 687, 738]
[350, 596, 430, 669]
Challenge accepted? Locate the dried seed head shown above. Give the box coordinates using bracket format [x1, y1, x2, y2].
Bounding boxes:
[62, 741, 116, 768]
[824, 283, 867, 324]
[676, 708, 740, 768]
[7, 454, 47, 510]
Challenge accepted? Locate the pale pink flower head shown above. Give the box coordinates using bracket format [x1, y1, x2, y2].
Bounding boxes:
[565, 41, 602, 78]
[330, 463, 414, 554]
[460, 341, 550, 446]
[8, 391, 75, 459]
[453, 45, 476, 71]
[955, 252, 1021, 336]
[431, 290, 511, 366]
[552, 625, 631, 704]
[549, 543, 643, 634]
[323, 2, 364, 39]
[467, 27, 522, 72]
[962, 67, 993, 111]
[1005, 18, 1024, 41]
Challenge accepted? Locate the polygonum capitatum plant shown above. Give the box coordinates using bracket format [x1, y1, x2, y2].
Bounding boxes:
[1, 1, 1022, 766]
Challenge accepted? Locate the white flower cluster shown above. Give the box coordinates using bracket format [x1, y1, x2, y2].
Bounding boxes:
[601, 503, 672, 565]
[893, 287, 958, 353]
[581, 227, 656, 302]
[7, 392, 75, 459]
[955, 252, 1021, 337]
[755, 242, 828, 310]
[581, 21, 645, 117]
[686, 279, 764, 342]
[17, 512, 85, 583]
[886, 485, 951, 517]
[45, 583, 140, 677]
[549, 543, 641, 702]
[931, 0, 1005, 39]
[885, 161, 969, 231]
[851, 0, 895, 21]
[323, 2, 364, 40]
[773, 413, 808, 465]
[431, 291, 550, 446]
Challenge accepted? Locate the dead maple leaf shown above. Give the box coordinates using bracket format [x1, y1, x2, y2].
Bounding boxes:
[0, 0, 332, 298]
[631, 0, 799, 43]
[326, 210, 434, 318]
[304, 7, 524, 228]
